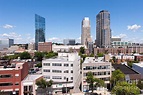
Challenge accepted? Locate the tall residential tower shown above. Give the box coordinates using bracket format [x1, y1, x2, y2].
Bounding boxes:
[35, 14, 45, 50]
[96, 10, 111, 48]
[81, 17, 92, 48]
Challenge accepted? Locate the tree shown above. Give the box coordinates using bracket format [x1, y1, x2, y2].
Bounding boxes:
[80, 47, 85, 54]
[137, 79, 143, 89]
[34, 52, 44, 61]
[45, 51, 58, 58]
[127, 60, 139, 68]
[19, 52, 31, 59]
[35, 62, 42, 68]
[110, 70, 125, 86]
[89, 53, 94, 57]
[36, 78, 53, 94]
[97, 53, 104, 57]
[112, 81, 140, 95]
[112, 56, 116, 64]
[36, 78, 53, 89]
[86, 72, 104, 93]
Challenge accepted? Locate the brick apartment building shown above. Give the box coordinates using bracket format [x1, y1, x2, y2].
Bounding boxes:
[94, 47, 143, 55]
[0, 62, 29, 95]
[38, 42, 52, 52]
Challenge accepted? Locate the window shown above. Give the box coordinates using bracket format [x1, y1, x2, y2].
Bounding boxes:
[64, 64, 69, 67]
[64, 70, 69, 73]
[71, 64, 73, 67]
[24, 86, 28, 91]
[52, 76, 62, 79]
[64, 77, 66, 80]
[0, 83, 13, 86]
[52, 63, 62, 66]
[71, 70, 73, 73]
[29, 86, 33, 91]
[44, 76, 50, 79]
[52, 70, 62, 73]
[43, 63, 50, 66]
[0, 74, 12, 78]
[43, 69, 50, 72]
[15, 82, 19, 85]
[71, 77, 73, 80]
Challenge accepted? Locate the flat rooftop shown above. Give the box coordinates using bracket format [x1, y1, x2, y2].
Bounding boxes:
[83, 57, 106, 64]
[22, 74, 42, 82]
[112, 64, 139, 74]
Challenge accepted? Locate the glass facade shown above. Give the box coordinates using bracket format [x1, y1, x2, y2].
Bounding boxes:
[96, 10, 111, 48]
[35, 14, 45, 50]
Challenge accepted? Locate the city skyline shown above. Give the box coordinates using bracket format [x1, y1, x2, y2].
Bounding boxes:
[0, 0, 143, 44]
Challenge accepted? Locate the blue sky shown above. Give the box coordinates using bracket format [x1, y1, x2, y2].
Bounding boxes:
[0, 0, 143, 44]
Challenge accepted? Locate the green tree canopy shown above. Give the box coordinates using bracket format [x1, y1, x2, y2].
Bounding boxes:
[35, 62, 42, 68]
[36, 78, 53, 89]
[86, 72, 105, 93]
[45, 51, 58, 58]
[80, 47, 85, 54]
[112, 81, 140, 95]
[137, 79, 143, 89]
[19, 52, 31, 59]
[97, 53, 104, 57]
[110, 69, 125, 86]
[34, 52, 44, 61]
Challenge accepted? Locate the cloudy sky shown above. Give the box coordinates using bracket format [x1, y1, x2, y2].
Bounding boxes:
[0, 0, 143, 44]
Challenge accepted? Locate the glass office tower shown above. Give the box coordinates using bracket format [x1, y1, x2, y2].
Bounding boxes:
[35, 14, 45, 50]
[96, 10, 111, 48]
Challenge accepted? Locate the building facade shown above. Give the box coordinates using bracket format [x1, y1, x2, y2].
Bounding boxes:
[21, 75, 43, 95]
[94, 47, 143, 55]
[35, 14, 45, 50]
[28, 43, 35, 50]
[38, 42, 52, 52]
[0, 39, 14, 50]
[82, 57, 111, 92]
[63, 39, 75, 45]
[96, 10, 111, 48]
[42, 52, 81, 93]
[0, 62, 29, 95]
[81, 17, 92, 48]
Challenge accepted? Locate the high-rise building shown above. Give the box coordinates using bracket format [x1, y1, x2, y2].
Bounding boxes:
[81, 17, 92, 48]
[0, 38, 14, 50]
[35, 14, 45, 50]
[96, 10, 111, 48]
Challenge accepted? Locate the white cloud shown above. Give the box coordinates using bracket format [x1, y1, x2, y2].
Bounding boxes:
[76, 37, 81, 43]
[112, 33, 127, 38]
[0, 32, 34, 44]
[127, 24, 141, 31]
[47, 37, 63, 43]
[2, 24, 15, 29]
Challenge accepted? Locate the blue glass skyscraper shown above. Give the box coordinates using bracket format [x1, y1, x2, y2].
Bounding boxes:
[35, 14, 45, 50]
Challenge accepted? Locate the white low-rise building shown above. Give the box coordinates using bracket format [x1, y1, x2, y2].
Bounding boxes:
[42, 52, 81, 93]
[21, 75, 43, 95]
[82, 57, 112, 92]
[52, 44, 86, 52]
